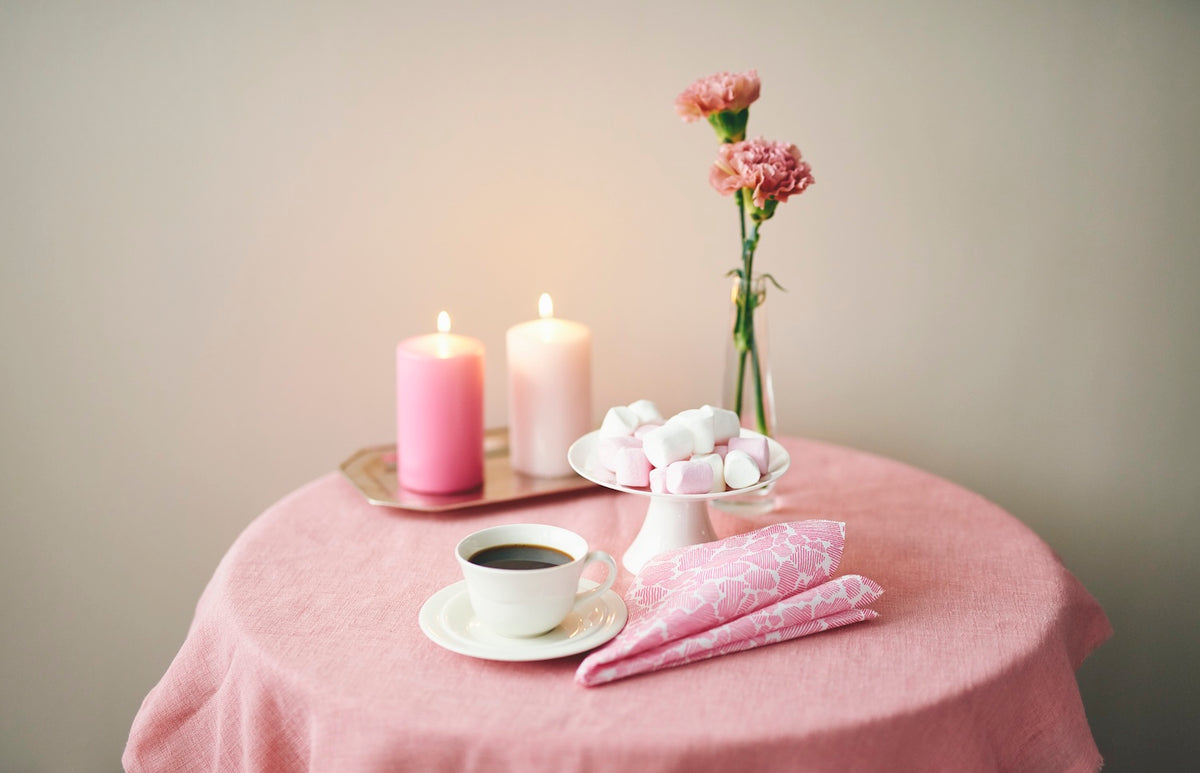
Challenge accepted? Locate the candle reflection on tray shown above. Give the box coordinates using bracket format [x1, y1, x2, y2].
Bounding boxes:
[340, 428, 602, 512]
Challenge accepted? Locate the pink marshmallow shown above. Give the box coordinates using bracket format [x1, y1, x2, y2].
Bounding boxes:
[649, 467, 667, 493]
[633, 421, 663, 439]
[727, 436, 769, 474]
[713, 444, 729, 460]
[614, 447, 652, 488]
[665, 459, 714, 495]
[597, 436, 641, 472]
[692, 452, 726, 493]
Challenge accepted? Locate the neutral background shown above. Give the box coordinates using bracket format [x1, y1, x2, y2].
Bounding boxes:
[2, 1, 1197, 770]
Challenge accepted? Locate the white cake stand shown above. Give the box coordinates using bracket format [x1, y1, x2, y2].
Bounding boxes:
[567, 430, 791, 573]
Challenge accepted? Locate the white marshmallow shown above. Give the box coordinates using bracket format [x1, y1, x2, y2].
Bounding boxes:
[600, 405, 639, 437]
[614, 447, 652, 488]
[692, 452, 726, 493]
[627, 399, 663, 425]
[649, 467, 667, 493]
[641, 422, 694, 468]
[727, 435, 769, 474]
[665, 459, 714, 495]
[597, 435, 641, 472]
[723, 449, 762, 489]
[702, 405, 742, 443]
[669, 408, 715, 455]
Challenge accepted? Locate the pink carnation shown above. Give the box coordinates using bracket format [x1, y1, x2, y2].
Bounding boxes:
[709, 138, 815, 208]
[675, 69, 761, 121]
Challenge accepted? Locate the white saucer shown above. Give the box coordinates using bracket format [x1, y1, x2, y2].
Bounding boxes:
[418, 579, 627, 661]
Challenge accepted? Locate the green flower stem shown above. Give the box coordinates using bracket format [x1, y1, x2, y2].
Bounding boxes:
[738, 187, 747, 244]
[750, 327, 767, 434]
[734, 348, 748, 418]
[731, 191, 768, 435]
[732, 191, 749, 418]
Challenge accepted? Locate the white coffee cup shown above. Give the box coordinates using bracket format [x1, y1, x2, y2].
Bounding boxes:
[455, 523, 618, 638]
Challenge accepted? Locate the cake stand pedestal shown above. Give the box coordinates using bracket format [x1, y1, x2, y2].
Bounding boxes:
[567, 430, 791, 573]
[621, 496, 717, 573]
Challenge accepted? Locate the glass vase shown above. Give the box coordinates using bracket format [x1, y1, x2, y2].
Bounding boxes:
[714, 274, 778, 516]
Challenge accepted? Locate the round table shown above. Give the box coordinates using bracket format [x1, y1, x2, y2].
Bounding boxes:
[124, 437, 1111, 772]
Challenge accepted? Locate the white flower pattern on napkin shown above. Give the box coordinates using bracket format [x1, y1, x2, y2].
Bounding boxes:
[576, 520, 883, 686]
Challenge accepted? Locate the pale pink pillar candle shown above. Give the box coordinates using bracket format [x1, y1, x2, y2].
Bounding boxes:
[396, 311, 484, 494]
[506, 294, 592, 477]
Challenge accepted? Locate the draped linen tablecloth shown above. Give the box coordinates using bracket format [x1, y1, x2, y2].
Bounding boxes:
[124, 437, 1111, 772]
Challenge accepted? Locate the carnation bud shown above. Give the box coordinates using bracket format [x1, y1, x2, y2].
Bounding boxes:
[746, 196, 779, 224]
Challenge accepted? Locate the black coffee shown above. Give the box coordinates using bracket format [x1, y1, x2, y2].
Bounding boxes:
[468, 543, 574, 570]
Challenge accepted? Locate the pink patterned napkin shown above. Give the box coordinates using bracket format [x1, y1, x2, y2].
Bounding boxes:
[576, 520, 883, 686]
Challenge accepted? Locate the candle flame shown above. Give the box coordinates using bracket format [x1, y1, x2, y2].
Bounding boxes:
[538, 293, 554, 319]
[437, 311, 451, 333]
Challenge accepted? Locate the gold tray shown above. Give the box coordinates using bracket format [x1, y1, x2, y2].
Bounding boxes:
[340, 428, 600, 512]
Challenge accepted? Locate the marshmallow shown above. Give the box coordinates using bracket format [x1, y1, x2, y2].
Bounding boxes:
[597, 435, 641, 472]
[641, 422, 694, 468]
[727, 435, 769, 474]
[665, 459, 714, 495]
[649, 467, 667, 493]
[614, 447, 652, 488]
[600, 405, 639, 437]
[627, 399, 663, 425]
[713, 444, 729, 460]
[634, 421, 663, 439]
[723, 449, 762, 489]
[692, 452, 726, 493]
[702, 405, 742, 443]
[669, 408, 715, 455]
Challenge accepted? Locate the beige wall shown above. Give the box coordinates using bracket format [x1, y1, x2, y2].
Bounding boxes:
[2, 1, 1197, 769]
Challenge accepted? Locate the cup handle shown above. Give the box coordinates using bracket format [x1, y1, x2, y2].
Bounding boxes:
[574, 550, 617, 606]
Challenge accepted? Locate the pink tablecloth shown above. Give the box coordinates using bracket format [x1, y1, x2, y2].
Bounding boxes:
[124, 437, 1111, 772]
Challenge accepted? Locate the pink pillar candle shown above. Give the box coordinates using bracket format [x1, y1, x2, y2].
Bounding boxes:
[506, 294, 592, 477]
[396, 312, 484, 494]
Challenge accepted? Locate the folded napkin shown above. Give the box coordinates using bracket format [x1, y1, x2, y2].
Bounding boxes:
[576, 520, 883, 687]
